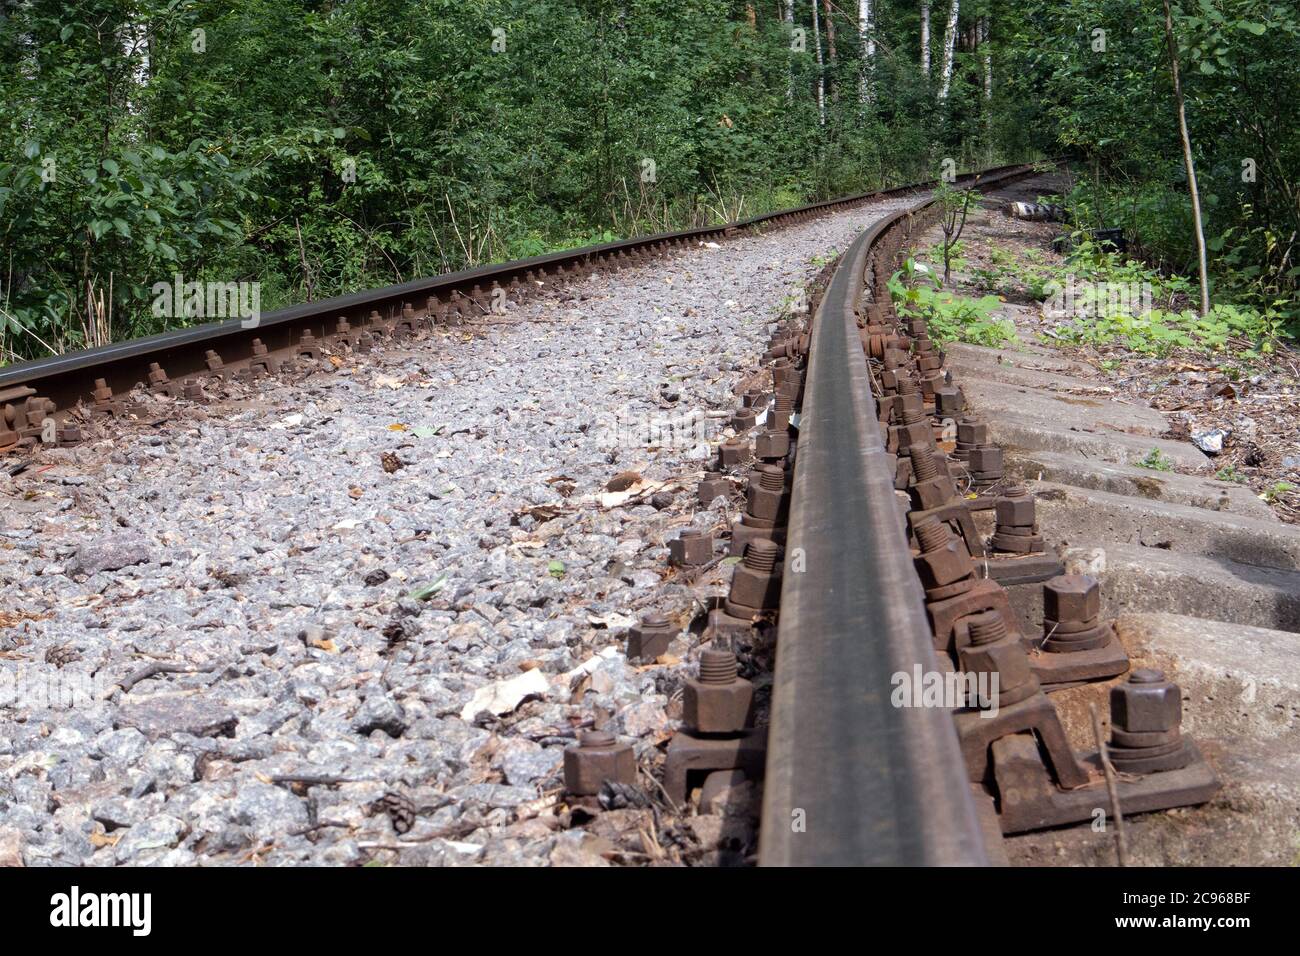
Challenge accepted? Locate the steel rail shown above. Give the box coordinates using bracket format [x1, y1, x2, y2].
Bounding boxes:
[0, 164, 1032, 413]
[759, 166, 1036, 866]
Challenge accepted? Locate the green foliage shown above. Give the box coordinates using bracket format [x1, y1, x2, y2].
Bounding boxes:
[4, 0, 1012, 363]
[1001, 0, 1300, 326]
[1038, 239, 1291, 356]
[1263, 481, 1296, 503]
[889, 263, 1017, 348]
[1137, 448, 1175, 472]
[1215, 464, 1246, 483]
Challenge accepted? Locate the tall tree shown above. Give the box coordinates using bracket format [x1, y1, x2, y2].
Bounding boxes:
[1160, 0, 1211, 315]
[979, 15, 992, 101]
[938, 0, 960, 100]
[811, 0, 826, 124]
[920, 0, 932, 78]
[858, 0, 875, 103]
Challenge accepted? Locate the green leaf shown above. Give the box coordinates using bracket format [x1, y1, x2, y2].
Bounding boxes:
[60, 26, 73, 41]
[1240, 22, 1267, 36]
[547, 559, 566, 579]
[408, 574, 448, 601]
[102, 158, 120, 176]
[112, 218, 130, 237]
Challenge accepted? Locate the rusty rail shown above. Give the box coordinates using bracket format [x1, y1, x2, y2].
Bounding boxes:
[759, 166, 1036, 865]
[0, 165, 1031, 422]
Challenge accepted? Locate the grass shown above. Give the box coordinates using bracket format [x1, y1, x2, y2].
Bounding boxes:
[1137, 448, 1174, 472]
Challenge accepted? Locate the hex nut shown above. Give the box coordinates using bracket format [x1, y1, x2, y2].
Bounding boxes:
[914, 538, 974, 589]
[1110, 669, 1182, 734]
[698, 473, 731, 506]
[627, 613, 676, 662]
[669, 529, 712, 567]
[725, 539, 782, 614]
[968, 445, 1003, 473]
[683, 651, 755, 734]
[563, 731, 637, 795]
[1043, 574, 1101, 623]
[745, 465, 787, 521]
[957, 419, 991, 446]
[718, 439, 752, 467]
[995, 496, 1036, 527]
[754, 428, 790, 460]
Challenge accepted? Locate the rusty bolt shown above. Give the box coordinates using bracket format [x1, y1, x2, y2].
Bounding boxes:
[959, 623, 1039, 706]
[683, 649, 755, 734]
[968, 444, 1003, 474]
[754, 427, 790, 460]
[934, 385, 964, 418]
[913, 520, 974, 590]
[770, 393, 794, 429]
[1110, 669, 1182, 735]
[205, 350, 225, 371]
[669, 528, 712, 567]
[908, 444, 953, 511]
[725, 538, 782, 615]
[957, 418, 990, 446]
[745, 464, 787, 522]
[732, 407, 758, 431]
[698, 471, 731, 506]
[742, 388, 767, 409]
[148, 362, 169, 387]
[718, 438, 752, 468]
[1043, 574, 1101, 624]
[995, 487, 1037, 528]
[563, 731, 637, 796]
[627, 612, 676, 662]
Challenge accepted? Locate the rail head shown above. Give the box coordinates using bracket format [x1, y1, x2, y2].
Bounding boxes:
[758, 201, 992, 866]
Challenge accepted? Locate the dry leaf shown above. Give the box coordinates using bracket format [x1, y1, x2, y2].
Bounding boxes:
[89, 829, 122, 849]
[348, 486, 364, 499]
[605, 470, 642, 492]
[381, 452, 403, 473]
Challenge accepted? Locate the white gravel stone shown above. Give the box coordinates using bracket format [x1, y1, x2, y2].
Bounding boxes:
[0, 196, 915, 864]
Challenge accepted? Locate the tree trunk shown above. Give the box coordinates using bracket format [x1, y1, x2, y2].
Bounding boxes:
[938, 0, 959, 101]
[920, 0, 931, 78]
[823, 0, 837, 103]
[1160, 0, 1211, 315]
[811, 0, 825, 124]
[980, 15, 991, 100]
[785, 0, 795, 103]
[858, 0, 874, 103]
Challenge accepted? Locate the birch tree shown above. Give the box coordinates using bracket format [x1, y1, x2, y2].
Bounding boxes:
[980, 15, 992, 101]
[785, 0, 795, 102]
[937, 0, 959, 101]
[823, 0, 837, 103]
[920, 1, 931, 78]
[858, 0, 874, 103]
[811, 0, 825, 124]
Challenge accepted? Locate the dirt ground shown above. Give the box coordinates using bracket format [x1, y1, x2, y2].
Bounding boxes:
[929, 171, 1300, 523]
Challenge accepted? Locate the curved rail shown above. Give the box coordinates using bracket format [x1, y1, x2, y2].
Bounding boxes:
[0, 165, 1032, 414]
[759, 166, 1036, 866]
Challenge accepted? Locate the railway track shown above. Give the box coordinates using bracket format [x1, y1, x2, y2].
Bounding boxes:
[2, 162, 1293, 868]
[740, 169, 1299, 866]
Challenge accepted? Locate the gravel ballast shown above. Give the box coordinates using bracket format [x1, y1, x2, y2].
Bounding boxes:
[0, 196, 915, 866]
